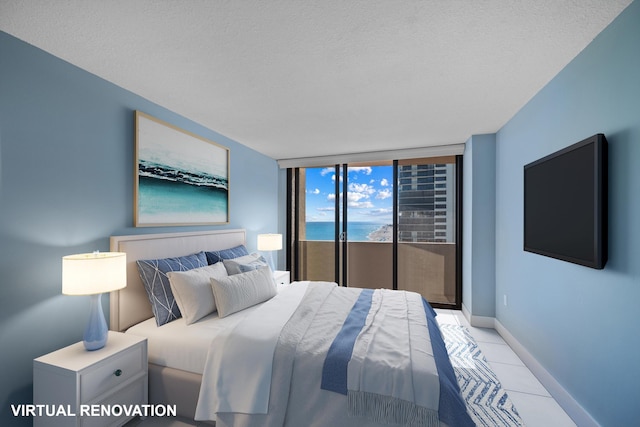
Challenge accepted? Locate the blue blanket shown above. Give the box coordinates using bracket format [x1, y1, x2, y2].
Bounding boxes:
[321, 288, 474, 427]
[321, 288, 374, 395]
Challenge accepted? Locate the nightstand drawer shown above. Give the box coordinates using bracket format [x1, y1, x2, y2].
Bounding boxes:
[80, 377, 146, 427]
[80, 342, 145, 403]
[34, 332, 148, 427]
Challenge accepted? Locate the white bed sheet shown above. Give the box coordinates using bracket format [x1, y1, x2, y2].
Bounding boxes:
[125, 284, 290, 375]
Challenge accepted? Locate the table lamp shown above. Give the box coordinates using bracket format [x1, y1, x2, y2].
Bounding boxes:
[62, 252, 126, 351]
[257, 233, 282, 271]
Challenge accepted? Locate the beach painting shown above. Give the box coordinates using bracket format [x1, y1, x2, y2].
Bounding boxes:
[135, 111, 229, 226]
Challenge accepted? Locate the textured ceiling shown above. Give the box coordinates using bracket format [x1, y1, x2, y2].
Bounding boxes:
[0, 0, 632, 161]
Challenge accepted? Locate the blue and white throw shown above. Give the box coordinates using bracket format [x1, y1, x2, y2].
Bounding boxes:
[321, 287, 473, 427]
[196, 282, 474, 427]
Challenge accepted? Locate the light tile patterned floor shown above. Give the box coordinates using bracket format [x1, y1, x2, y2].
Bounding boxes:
[130, 309, 577, 427]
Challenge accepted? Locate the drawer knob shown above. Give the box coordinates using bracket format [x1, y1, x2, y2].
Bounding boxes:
[114, 369, 123, 377]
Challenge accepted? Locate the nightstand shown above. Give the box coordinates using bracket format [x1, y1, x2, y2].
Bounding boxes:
[33, 331, 148, 427]
[273, 270, 291, 285]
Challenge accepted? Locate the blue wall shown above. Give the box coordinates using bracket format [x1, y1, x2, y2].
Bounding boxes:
[3, 1, 640, 425]
[0, 31, 280, 426]
[463, 134, 496, 318]
[494, 1, 640, 425]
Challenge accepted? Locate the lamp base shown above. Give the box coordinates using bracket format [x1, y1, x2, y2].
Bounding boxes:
[266, 251, 275, 271]
[83, 293, 108, 351]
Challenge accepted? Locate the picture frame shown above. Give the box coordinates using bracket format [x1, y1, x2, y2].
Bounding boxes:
[134, 111, 229, 226]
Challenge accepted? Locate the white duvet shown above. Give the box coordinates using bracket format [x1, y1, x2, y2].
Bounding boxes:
[195, 282, 464, 427]
[195, 283, 309, 415]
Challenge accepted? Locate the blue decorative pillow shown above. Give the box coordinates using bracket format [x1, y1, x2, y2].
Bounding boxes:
[223, 253, 269, 275]
[205, 245, 249, 265]
[136, 251, 208, 326]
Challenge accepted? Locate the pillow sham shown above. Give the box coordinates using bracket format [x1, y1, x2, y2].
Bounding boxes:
[210, 266, 277, 318]
[223, 253, 268, 275]
[167, 262, 228, 325]
[136, 251, 208, 326]
[205, 245, 250, 265]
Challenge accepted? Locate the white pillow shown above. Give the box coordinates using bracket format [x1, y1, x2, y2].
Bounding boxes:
[167, 262, 228, 325]
[223, 253, 269, 275]
[210, 266, 277, 318]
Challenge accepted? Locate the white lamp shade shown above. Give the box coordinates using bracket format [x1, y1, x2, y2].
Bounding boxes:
[62, 252, 127, 295]
[257, 234, 283, 251]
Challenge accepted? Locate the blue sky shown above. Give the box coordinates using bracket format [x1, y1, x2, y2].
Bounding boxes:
[305, 166, 393, 223]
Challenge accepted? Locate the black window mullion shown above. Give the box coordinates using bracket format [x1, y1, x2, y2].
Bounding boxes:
[455, 155, 463, 310]
[341, 164, 348, 287]
[288, 168, 300, 281]
[286, 168, 293, 277]
[392, 160, 398, 290]
[334, 164, 341, 284]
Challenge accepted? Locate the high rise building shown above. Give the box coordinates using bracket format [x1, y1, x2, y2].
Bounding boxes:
[397, 163, 455, 243]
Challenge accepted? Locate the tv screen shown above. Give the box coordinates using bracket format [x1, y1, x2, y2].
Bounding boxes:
[523, 134, 607, 269]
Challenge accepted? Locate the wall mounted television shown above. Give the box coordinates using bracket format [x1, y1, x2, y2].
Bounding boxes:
[524, 134, 608, 269]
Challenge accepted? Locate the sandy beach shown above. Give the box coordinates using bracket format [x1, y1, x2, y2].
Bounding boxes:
[367, 224, 393, 242]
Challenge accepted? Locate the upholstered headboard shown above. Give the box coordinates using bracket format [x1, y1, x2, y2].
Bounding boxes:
[109, 229, 246, 332]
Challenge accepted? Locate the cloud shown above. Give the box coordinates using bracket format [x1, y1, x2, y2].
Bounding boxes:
[376, 188, 392, 200]
[323, 183, 380, 209]
[349, 182, 376, 195]
[328, 191, 374, 209]
[380, 178, 389, 186]
[306, 211, 330, 221]
[348, 192, 368, 202]
[367, 208, 393, 217]
[320, 167, 334, 176]
[307, 188, 320, 195]
[350, 200, 374, 208]
[349, 167, 372, 175]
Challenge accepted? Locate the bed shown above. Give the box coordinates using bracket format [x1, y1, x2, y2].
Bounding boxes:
[109, 229, 473, 427]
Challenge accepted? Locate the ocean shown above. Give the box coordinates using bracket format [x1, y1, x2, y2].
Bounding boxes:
[305, 222, 388, 242]
[138, 176, 228, 224]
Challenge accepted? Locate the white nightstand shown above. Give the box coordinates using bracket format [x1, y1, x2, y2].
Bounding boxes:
[33, 331, 148, 427]
[273, 270, 291, 285]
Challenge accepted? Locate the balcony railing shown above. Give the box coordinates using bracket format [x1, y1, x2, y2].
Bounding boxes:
[296, 240, 456, 305]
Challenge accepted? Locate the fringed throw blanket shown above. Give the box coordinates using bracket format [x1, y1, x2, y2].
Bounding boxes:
[321, 287, 473, 427]
[196, 282, 474, 427]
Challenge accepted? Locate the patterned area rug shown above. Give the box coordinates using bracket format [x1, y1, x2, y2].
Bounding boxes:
[439, 324, 525, 427]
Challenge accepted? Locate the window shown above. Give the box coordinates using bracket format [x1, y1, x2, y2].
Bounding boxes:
[287, 156, 462, 308]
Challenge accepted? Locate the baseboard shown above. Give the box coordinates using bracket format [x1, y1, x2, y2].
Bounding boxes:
[459, 305, 598, 426]
[460, 304, 495, 328]
[493, 319, 599, 427]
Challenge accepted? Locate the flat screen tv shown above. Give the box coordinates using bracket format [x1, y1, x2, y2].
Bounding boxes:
[524, 134, 607, 269]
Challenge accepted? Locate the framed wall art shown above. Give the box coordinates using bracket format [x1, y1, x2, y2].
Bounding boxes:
[134, 111, 229, 226]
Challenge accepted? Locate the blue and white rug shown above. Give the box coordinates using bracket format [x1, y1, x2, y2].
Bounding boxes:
[439, 324, 524, 427]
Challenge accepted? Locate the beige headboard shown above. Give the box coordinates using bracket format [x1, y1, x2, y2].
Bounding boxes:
[109, 229, 246, 332]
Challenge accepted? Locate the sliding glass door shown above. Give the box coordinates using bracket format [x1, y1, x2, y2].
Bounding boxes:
[342, 163, 394, 289]
[288, 156, 462, 308]
[290, 166, 339, 283]
[396, 157, 460, 305]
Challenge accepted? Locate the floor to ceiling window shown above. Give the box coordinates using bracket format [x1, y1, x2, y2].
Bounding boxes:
[287, 156, 462, 308]
[396, 157, 459, 305]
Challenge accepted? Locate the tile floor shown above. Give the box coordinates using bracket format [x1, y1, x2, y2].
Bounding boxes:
[129, 309, 577, 427]
[435, 308, 576, 427]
